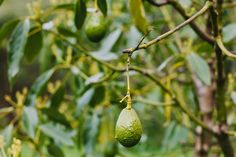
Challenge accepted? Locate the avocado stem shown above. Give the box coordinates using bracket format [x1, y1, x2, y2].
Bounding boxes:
[126, 55, 132, 109]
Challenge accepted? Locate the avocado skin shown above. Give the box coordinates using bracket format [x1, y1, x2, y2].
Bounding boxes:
[115, 108, 142, 147]
[85, 12, 107, 42]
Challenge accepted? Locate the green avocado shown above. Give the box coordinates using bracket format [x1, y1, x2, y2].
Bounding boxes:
[115, 108, 142, 147]
[85, 11, 107, 42]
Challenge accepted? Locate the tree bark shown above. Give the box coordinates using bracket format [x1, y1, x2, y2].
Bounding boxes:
[193, 76, 214, 157]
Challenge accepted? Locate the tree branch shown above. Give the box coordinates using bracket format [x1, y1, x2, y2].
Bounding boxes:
[123, 1, 213, 54]
[210, 0, 235, 156]
[145, 0, 214, 45]
[215, 36, 236, 58]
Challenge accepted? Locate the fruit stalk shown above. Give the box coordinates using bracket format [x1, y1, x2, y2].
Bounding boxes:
[126, 55, 132, 110]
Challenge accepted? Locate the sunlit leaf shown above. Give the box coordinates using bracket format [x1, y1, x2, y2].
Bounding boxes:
[187, 52, 211, 85]
[99, 29, 122, 52]
[74, 0, 87, 29]
[129, 0, 149, 34]
[7, 19, 30, 84]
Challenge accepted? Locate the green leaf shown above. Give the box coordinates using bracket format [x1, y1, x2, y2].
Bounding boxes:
[84, 109, 102, 155]
[48, 144, 65, 157]
[0, 0, 4, 6]
[54, 3, 75, 10]
[89, 85, 105, 107]
[76, 88, 94, 116]
[24, 27, 43, 62]
[26, 69, 55, 106]
[50, 85, 65, 109]
[99, 29, 122, 52]
[7, 19, 30, 83]
[23, 106, 38, 139]
[0, 19, 20, 42]
[223, 23, 236, 42]
[129, 0, 149, 34]
[58, 26, 77, 37]
[1, 124, 13, 146]
[40, 123, 74, 146]
[74, 0, 87, 30]
[41, 108, 71, 127]
[97, 0, 108, 16]
[186, 52, 211, 85]
[231, 91, 236, 105]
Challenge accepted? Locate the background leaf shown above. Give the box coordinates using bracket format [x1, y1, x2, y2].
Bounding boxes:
[223, 23, 236, 42]
[7, 19, 30, 83]
[129, 0, 149, 34]
[40, 123, 74, 146]
[74, 0, 87, 30]
[0, 19, 20, 42]
[48, 144, 65, 157]
[97, 0, 108, 16]
[0, 0, 3, 6]
[26, 68, 55, 106]
[24, 27, 43, 62]
[23, 106, 38, 139]
[187, 52, 211, 85]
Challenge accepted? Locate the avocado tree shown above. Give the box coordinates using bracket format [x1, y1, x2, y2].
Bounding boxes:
[0, 0, 236, 156]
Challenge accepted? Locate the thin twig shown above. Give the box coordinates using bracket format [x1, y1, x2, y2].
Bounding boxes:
[122, 1, 213, 54]
[215, 36, 236, 58]
[145, 0, 214, 44]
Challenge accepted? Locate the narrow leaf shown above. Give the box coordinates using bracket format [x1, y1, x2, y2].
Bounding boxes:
[74, 0, 87, 29]
[50, 85, 65, 109]
[7, 19, 30, 83]
[26, 69, 55, 106]
[0, 19, 20, 42]
[129, 0, 149, 34]
[1, 124, 13, 146]
[97, 0, 108, 16]
[187, 53, 211, 85]
[23, 106, 38, 139]
[24, 27, 43, 62]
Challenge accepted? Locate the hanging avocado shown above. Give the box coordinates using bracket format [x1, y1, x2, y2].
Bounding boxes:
[115, 107, 142, 147]
[85, 11, 107, 42]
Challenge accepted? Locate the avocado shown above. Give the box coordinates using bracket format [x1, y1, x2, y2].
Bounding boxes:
[115, 108, 142, 147]
[85, 11, 107, 42]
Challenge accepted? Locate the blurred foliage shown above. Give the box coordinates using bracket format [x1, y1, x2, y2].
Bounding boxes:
[0, 0, 236, 157]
